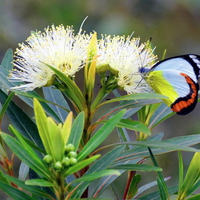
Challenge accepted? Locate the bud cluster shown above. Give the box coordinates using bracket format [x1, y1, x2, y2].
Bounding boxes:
[43, 143, 78, 172]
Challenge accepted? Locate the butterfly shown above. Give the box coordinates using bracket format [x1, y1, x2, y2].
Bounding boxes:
[139, 54, 200, 115]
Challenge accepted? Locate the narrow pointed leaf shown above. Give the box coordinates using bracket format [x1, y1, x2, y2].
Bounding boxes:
[67, 111, 84, 151]
[19, 162, 29, 181]
[126, 174, 141, 199]
[0, 92, 14, 121]
[135, 177, 171, 198]
[0, 170, 11, 185]
[98, 93, 166, 107]
[110, 164, 162, 171]
[1, 133, 51, 179]
[62, 111, 73, 144]
[101, 99, 162, 119]
[0, 90, 43, 149]
[187, 194, 200, 200]
[117, 119, 151, 135]
[179, 152, 200, 198]
[77, 110, 126, 161]
[139, 186, 178, 200]
[34, 99, 54, 159]
[84, 32, 97, 105]
[148, 103, 174, 129]
[149, 147, 170, 199]
[10, 89, 62, 123]
[26, 179, 56, 187]
[74, 146, 124, 198]
[117, 134, 200, 163]
[1, 48, 13, 70]
[43, 87, 70, 122]
[4, 175, 55, 200]
[47, 117, 64, 161]
[73, 170, 120, 183]
[65, 155, 100, 176]
[0, 181, 34, 200]
[44, 63, 85, 112]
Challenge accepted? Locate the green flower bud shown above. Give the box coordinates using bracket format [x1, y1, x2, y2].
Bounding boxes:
[43, 155, 53, 164]
[68, 151, 77, 158]
[69, 157, 77, 165]
[54, 161, 62, 170]
[96, 64, 109, 74]
[62, 157, 70, 167]
[64, 143, 75, 153]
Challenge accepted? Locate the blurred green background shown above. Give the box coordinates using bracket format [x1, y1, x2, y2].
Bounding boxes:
[1, 0, 200, 199]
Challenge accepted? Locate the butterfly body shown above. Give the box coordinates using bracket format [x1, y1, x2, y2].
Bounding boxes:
[139, 54, 200, 115]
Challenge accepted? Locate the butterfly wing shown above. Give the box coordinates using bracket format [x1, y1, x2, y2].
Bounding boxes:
[151, 55, 200, 84]
[146, 69, 199, 115]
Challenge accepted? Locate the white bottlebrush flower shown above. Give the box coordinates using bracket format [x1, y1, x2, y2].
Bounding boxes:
[9, 25, 91, 91]
[97, 35, 157, 93]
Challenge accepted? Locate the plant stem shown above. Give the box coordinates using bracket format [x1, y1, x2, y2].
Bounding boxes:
[91, 85, 108, 111]
[123, 171, 136, 199]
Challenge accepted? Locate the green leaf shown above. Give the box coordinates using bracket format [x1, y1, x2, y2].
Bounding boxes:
[110, 164, 162, 171]
[156, 177, 169, 200]
[178, 151, 184, 193]
[73, 170, 120, 183]
[61, 112, 73, 144]
[178, 152, 200, 199]
[0, 181, 34, 200]
[1, 132, 51, 180]
[73, 146, 125, 198]
[47, 117, 64, 161]
[43, 87, 70, 122]
[139, 186, 178, 200]
[65, 155, 100, 176]
[34, 98, 53, 158]
[117, 135, 200, 163]
[68, 111, 84, 151]
[131, 141, 199, 152]
[0, 90, 43, 149]
[187, 194, 200, 200]
[76, 146, 124, 197]
[4, 175, 55, 200]
[117, 119, 151, 135]
[19, 162, 29, 181]
[26, 179, 56, 187]
[0, 67, 62, 123]
[148, 147, 170, 200]
[187, 180, 200, 196]
[34, 98, 65, 161]
[0, 92, 14, 121]
[9, 125, 45, 153]
[0, 49, 13, 94]
[10, 89, 63, 123]
[44, 63, 86, 112]
[0, 170, 11, 185]
[1, 48, 13, 71]
[84, 32, 97, 106]
[127, 174, 141, 199]
[77, 109, 126, 161]
[135, 177, 171, 198]
[101, 99, 162, 120]
[99, 93, 167, 105]
[148, 103, 174, 129]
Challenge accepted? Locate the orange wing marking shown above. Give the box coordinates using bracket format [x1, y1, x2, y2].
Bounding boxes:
[171, 73, 198, 114]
